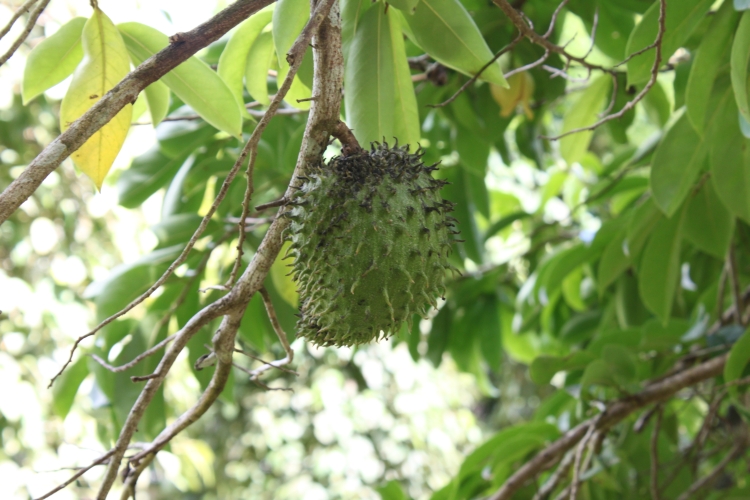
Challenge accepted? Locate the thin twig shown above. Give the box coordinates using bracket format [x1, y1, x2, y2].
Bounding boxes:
[0, 0, 50, 67]
[234, 347, 299, 376]
[541, 0, 666, 140]
[255, 197, 289, 211]
[0, 0, 39, 42]
[247, 287, 295, 380]
[90, 334, 176, 373]
[675, 441, 746, 500]
[650, 406, 663, 500]
[533, 451, 574, 500]
[568, 423, 595, 500]
[93, 1, 342, 496]
[33, 450, 114, 500]
[504, 48, 550, 80]
[429, 32, 523, 108]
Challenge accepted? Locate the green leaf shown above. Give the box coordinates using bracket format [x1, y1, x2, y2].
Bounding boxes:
[150, 214, 220, 249]
[389, 11, 421, 147]
[142, 79, 170, 126]
[377, 480, 408, 500]
[217, 7, 273, 117]
[345, 5, 395, 145]
[400, 0, 508, 87]
[710, 88, 750, 223]
[626, 197, 663, 261]
[341, 0, 375, 60]
[683, 180, 735, 259]
[625, 0, 713, 85]
[388, 0, 419, 14]
[244, 31, 275, 106]
[537, 244, 593, 299]
[272, 0, 310, 68]
[725, 326, 750, 403]
[60, 10, 132, 189]
[117, 147, 190, 208]
[83, 245, 182, 320]
[270, 241, 299, 307]
[22, 17, 86, 104]
[598, 227, 629, 293]
[637, 206, 686, 324]
[118, 22, 241, 136]
[559, 75, 610, 165]
[650, 113, 708, 217]
[52, 355, 89, 419]
[476, 295, 502, 372]
[601, 344, 637, 385]
[427, 304, 452, 367]
[530, 352, 596, 385]
[686, 1, 739, 133]
[732, 12, 750, 124]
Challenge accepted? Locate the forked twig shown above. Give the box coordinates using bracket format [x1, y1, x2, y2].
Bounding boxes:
[0, 0, 50, 67]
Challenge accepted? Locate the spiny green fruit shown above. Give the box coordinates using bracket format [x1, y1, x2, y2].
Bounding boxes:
[284, 142, 460, 347]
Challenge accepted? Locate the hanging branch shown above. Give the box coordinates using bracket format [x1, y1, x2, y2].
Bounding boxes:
[92, 0, 343, 497]
[0, 0, 276, 225]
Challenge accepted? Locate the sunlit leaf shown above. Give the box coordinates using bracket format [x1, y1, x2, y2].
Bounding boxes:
[118, 22, 242, 136]
[559, 75, 610, 165]
[217, 6, 273, 117]
[400, 0, 508, 87]
[22, 17, 86, 104]
[59, 10, 132, 189]
[345, 5, 395, 145]
[388, 11, 420, 147]
[270, 241, 299, 307]
[244, 31, 275, 106]
[52, 355, 89, 419]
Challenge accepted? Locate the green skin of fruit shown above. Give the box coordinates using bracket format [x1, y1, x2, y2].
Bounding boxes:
[285, 143, 459, 347]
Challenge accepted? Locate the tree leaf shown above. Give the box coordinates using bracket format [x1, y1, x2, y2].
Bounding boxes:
[625, 0, 713, 85]
[117, 146, 191, 208]
[559, 75, 610, 165]
[118, 22, 241, 136]
[732, 11, 750, 124]
[83, 245, 182, 320]
[270, 241, 299, 307]
[388, 10, 420, 147]
[142, 79, 170, 126]
[244, 31, 275, 106]
[217, 6, 273, 117]
[725, 326, 750, 403]
[710, 88, 750, 223]
[272, 0, 310, 68]
[683, 180, 735, 259]
[22, 17, 86, 104]
[377, 480, 408, 500]
[686, 1, 739, 133]
[400, 0, 508, 87]
[626, 197, 663, 262]
[530, 351, 596, 385]
[650, 113, 708, 217]
[388, 0, 419, 14]
[341, 0, 375, 60]
[150, 213, 220, 249]
[60, 10, 132, 189]
[637, 206, 686, 324]
[345, 5, 395, 146]
[52, 355, 89, 419]
[597, 227, 629, 293]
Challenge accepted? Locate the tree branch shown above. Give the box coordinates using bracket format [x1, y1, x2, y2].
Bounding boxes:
[0, 0, 275, 225]
[488, 352, 727, 500]
[93, 0, 343, 496]
[0, 0, 50, 67]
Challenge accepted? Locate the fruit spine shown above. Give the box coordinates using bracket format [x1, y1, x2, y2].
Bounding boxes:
[284, 142, 460, 347]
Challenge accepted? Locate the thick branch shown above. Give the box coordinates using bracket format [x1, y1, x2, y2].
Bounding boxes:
[0, 0, 275, 225]
[489, 352, 727, 500]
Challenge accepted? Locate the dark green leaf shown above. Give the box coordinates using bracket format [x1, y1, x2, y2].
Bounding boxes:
[117, 146, 190, 208]
[683, 180, 735, 259]
[650, 113, 708, 217]
[637, 206, 686, 324]
[732, 11, 750, 124]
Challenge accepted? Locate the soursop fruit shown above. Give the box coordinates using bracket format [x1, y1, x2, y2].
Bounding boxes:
[285, 142, 460, 347]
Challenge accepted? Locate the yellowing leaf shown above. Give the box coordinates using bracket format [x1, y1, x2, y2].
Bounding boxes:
[490, 72, 535, 119]
[60, 9, 132, 189]
[271, 241, 299, 307]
